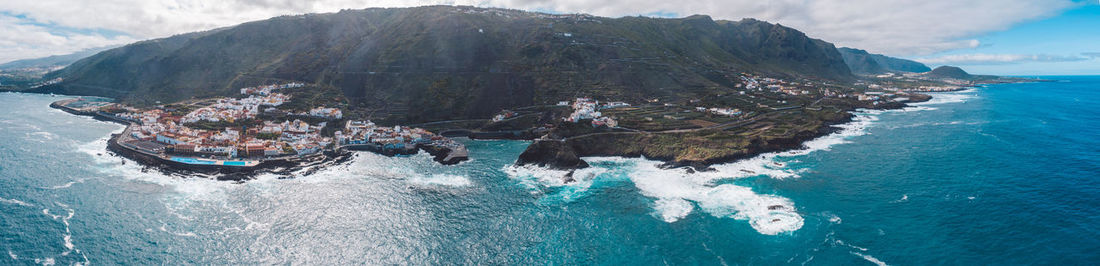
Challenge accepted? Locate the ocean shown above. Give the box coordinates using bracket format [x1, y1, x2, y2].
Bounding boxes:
[1, 76, 1098, 265]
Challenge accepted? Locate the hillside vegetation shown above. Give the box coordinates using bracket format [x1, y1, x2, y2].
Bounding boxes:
[36, 6, 854, 123]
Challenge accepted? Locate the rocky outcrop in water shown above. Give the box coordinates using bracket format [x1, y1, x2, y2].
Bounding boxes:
[514, 139, 589, 169]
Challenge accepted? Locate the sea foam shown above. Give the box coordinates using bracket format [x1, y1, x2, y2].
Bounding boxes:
[0, 197, 33, 207]
[501, 108, 896, 235]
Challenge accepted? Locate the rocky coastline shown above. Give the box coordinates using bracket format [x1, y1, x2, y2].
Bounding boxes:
[52, 99, 350, 180]
[514, 94, 934, 173]
[105, 132, 343, 181]
[340, 142, 469, 165]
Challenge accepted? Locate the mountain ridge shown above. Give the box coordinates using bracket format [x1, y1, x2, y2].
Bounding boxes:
[37, 6, 855, 123]
[0, 46, 118, 70]
[837, 47, 931, 74]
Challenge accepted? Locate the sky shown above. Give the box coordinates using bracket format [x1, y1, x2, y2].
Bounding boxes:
[1, 0, 1097, 75]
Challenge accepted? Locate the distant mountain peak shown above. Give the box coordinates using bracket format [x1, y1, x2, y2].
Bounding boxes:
[837, 47, 931, 75]
[0, 46, 118, 70]
[926, 65, 972, 79]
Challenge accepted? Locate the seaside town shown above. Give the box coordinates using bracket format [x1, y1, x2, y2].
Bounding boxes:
[52, 82, 467, 170]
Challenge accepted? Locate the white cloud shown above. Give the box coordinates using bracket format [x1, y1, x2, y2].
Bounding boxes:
[915, 53, 1092, 65]
[483, 0, 1078, 55]
[0, 16, 137, 64]
[0, 0, 1080, 63]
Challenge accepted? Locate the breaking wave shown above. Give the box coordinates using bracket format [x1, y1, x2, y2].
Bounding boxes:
[911, 89, 976, 106]
[0, 197, 33, 207]
[500, 108, 903, 235]
[409, 174, 473, 187]
[852, 251, 889, 266]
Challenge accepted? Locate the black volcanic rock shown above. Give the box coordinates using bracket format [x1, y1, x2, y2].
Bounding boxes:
[39, 6, 854, 124]
[837, 47, 931, 74]
[515, 139, 589, 170]
[926, 66, 972, 79]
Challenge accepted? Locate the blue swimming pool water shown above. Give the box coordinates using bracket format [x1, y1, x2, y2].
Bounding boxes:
[170, 157, 215, 165]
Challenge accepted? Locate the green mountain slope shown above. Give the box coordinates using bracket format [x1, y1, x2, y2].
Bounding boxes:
[38, 6, 854, 123]
[837, 47, 930, 74]
[925, 65, 972, 79]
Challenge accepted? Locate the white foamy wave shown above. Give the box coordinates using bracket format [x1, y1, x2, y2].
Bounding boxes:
[506, 151, 829, 234]
[108, 159, 233, 202]
[297, 151, 480, 190]
[159, 223, 198, 237]
[503, 163, 612, 204]
[502, 164, 574, 189]
[911, 90, 975, 106]
[44, 179, 85, 190]
[409, 174, 473, 187]
[595, 158, 804, 235]
[0, 197, 33, 207]
[901, 106, 937, 112]
[35, 257, 55, 266]
[653, 198, 693, 222]
[42, 202, 83, 260]
[25, 131, 57, 142]
[788, 113, 877, 157]
[851, 251, 889, 266]
[684, 111, 879, 181]
[76, 135, 124, 165]
[702, 155, 803, 180]
[702, 185, 803, 235]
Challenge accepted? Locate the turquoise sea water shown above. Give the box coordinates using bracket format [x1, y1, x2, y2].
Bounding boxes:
[1, 77, 1098, 264]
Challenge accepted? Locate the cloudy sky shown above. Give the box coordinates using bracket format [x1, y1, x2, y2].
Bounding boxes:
[1, 0, 1097, 75]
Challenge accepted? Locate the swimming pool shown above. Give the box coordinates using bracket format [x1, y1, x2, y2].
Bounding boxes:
[170, 157, 216, 165]
[169, 157, 253, 166]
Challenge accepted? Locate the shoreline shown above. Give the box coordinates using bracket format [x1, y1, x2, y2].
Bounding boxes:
[51, 98, 348, 180]
[44, 89, 943, 180]
[515, 94, 939, 174]
[51, 97, 469, 180]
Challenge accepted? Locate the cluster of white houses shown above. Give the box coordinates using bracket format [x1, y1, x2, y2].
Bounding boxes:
[114, 83, 335, 159]
[181, 92, 290, 124]
[561, 97, 628, 127]
[239, 82, 304, 95]
[335, 120, 460, 151]
[304, 107, 343, 119]
[696, 107, 743, 117]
